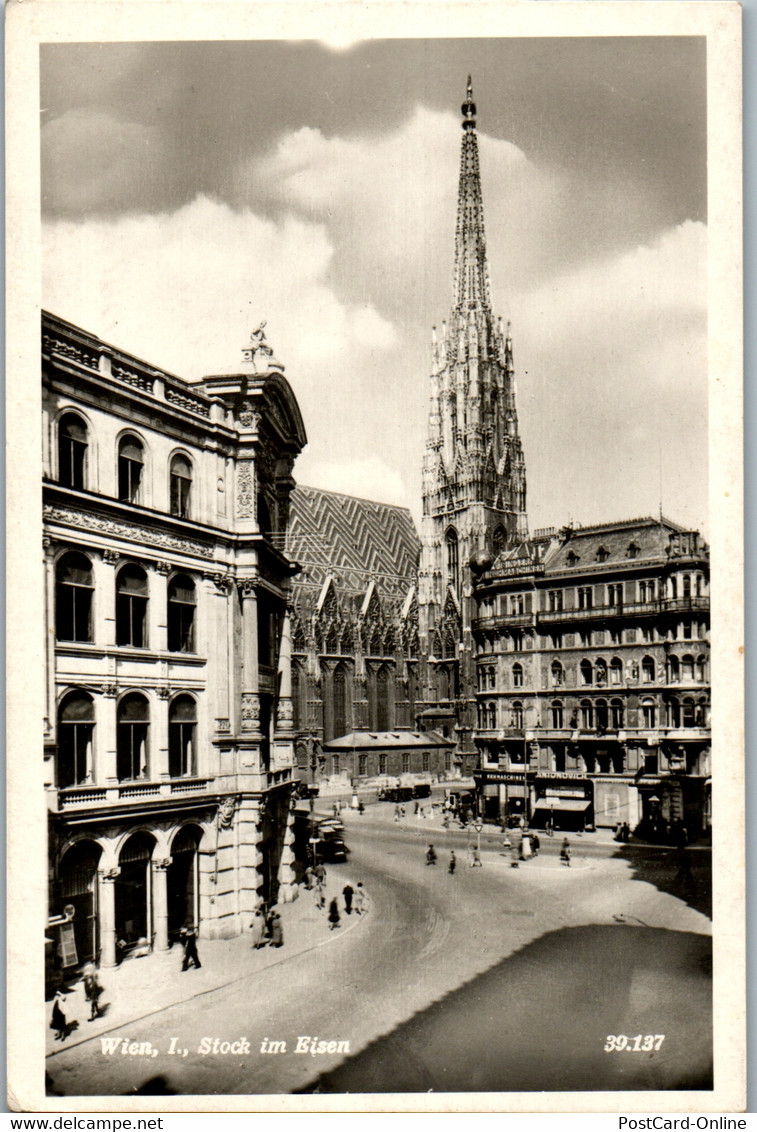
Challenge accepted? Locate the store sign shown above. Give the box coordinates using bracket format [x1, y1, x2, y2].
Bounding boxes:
[544, 790, 586, 800]
[59, 922, 78, 968]
[474, 772, 533, 784]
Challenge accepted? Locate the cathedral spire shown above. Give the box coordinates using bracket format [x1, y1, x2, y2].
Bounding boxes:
[452, 77, 492, 314]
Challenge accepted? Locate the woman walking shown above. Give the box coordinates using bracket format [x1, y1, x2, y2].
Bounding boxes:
[328, 897, 341, 931]
[250, 908, 267, 949]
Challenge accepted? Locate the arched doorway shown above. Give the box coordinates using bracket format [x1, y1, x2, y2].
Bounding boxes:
[115, 832, 155, 954]
[58, 840, 102, 964]
[168, 826, 201, 942]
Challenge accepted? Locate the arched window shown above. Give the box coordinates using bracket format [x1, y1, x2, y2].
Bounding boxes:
[169, 695, 196, 777]
[681, 655, 694, 682]
[446, 528, 459, 592]
[641, 656, 655, 684]
[669, 576, 678, 599]
[58, 413, 88, 490]
[682, 697, 696, 727]
[668, 655, 680, 682]
[610, 698, 624, 729]
[117, 693, 149, 781]
[116, 564, 148, 648]
[56, 552, 93, 642]
[610, 657, 623, 686]
[118, 435, 144, 504]
[58, 691, 94, 788]
[551, 660, 564, 688]
[696, 654, 707, 682]
[511, 701, 523, 729]
[488, 666, 496, 690]
[551, 700, 563, 729]
[167, 574, 195, 653]
[580, 699, 594, 729]
[333, 664, 347, 739]
[170, 454, 192, 518]
[641, 698, 656, 728]
[668, 697, 681, 728]
[512, 662, 524, 688]
[595, 699, 608, 733]
[580, 659, 593, 686]
[682, 574, 692, 598]
[376, 665, 390, 731]
[595, 659, 607, 686]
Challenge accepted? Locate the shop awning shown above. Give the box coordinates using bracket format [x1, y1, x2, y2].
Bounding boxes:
[533, 799, 591, 812]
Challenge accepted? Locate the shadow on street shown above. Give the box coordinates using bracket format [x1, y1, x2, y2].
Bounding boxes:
[299, 925, 712, 1095]
[611, 844, 712, 918]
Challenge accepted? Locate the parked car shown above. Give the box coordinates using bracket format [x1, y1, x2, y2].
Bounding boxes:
[307, 817, 348, 862]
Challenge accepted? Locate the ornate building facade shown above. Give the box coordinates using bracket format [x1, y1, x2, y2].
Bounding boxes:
[471, 520, 711, 833]
[417, 80, 528, 770]
[43, 311, 306, 975]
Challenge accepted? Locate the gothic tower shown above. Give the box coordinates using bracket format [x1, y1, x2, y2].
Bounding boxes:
[418, 79, 529, 765]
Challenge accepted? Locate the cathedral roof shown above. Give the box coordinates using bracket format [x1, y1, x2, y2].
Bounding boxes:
[288, 484, 420, 599]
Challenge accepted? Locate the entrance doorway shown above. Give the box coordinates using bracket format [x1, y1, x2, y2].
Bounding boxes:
[115, 832, 154, 954]
[58, 840, 101, 964]
[168, 826, 200, 941]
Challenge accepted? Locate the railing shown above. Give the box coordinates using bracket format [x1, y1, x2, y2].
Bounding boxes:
[536, 596, 709, 624]
[58, 787, 107, 807]
[112, 362, 155, 394]
[119, 783, 161, 799]
[166, 383, 211, 418]
[171, 778, 211, 794]
[57, 779, 213, 809]
[473, 613, 534, 631]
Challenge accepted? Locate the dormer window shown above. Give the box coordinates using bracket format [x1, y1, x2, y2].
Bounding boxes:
[596, 545, 609, 562]
[627, 542, 640, 560]
[567, 551, 580, 567]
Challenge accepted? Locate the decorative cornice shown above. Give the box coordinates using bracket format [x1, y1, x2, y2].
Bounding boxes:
[43, 503, 215, 560]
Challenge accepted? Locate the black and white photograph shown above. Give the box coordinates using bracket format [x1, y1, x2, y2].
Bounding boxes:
[6, 0, 744, 1113]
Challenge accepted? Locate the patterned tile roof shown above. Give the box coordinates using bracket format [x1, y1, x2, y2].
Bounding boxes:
[288, 485, 420, 599]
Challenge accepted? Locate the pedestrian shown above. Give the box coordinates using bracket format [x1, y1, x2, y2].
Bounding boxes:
[400, 804, 406, 819]
[426, 843, 437, 866]
[50, 991, 68, 1041]
[333, 801, 339, 818]
[448, 851, 456, 875]
[82, 964, 103, 1021]
[179, 922, 202, 970]
[531, 832, 540, 856]
[560, 838, 571, 867]
[250, 908, 267, 949]
[314, 861, 326, 886]
[470, 846, 482, 867]
[328, 897, 341, 931]
[442, 813, 450, 830]
[521, 832, 532, 861]
[394, 804, 401, 823]
[354, 882, 367, 915]
[414, 800, 420, 815]
[358, 800, 365, 816]
[343, 883, 354, 915]
[268, 908, 283, 948]
[314, 880, 326, 910]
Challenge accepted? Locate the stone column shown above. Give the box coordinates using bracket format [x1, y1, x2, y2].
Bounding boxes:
[98, 868, 119, 968]
[154, 687, 171, 781]
[275, 605, 293, 733]
[152, 562, 171, 653]
[43, 539, 57, 750]
[152, 858, 170, 952]
[277, 799, 298, 903]
[101, 685, 119, 786]
[100, 549, 120, 648]
[239, 582, 261, 736]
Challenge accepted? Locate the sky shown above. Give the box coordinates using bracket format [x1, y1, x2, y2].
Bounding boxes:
[40, 37, 708, 534]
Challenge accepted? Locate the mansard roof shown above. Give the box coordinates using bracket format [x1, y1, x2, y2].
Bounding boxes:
[542, 516, 702, 573]
[288, 485, 420, 600]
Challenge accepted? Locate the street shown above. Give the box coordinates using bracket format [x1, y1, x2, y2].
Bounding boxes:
[46, 810, 712, 1097]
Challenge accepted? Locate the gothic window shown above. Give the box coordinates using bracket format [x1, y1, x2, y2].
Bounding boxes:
[333, 664, 348, 739]
[292, 617, 306, 654]
[325, 625, 339, 655]
[512, 663, 523, 688]
[446, 528, 459, 592]
[376, 665, 390, 731]
[370, 629, 383, 657]
[167, 574, 196, 653]
[551, 700, 563, 729]
[580, 700, 594, 730]
[493, 526, 506, 555]
[118, 435, 144, 504]
[511, 701, 523, 729]
[610, 657, 623, 685]
[488, 702, 497, 728]
[551, 660, 564, 687]
[116, 564, 148, 648]
[117, 693, 149, 781]
[488, 666, 496, 690]
[580, 659, 593, 686]
[442, 628, 457, 659]
[58, 413, 88, 490]
[595, 699, 608, 734]
[56, 551, 93, 642]
[610, 699, 624, 729]
[57, 690, 94, 788]
[641, 656, 655, 684]
[291, 664, 301, 730]
[169, 694, 196, 778]
[384, 627, 395, 654]
[170, 454, 192, 518]
[595, 659, 607, 686]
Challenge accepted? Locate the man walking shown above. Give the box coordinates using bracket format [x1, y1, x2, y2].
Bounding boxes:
[180, 922, 202, 970]
[343, 883, 354, 915]
[448, 850, 456, 875]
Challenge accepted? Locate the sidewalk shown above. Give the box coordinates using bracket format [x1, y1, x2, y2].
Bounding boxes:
[46, 872, 367, 1059]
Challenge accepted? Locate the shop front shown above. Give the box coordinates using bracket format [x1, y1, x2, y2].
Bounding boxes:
[530, 776, 593, 832]
[473, 770, 535, 824]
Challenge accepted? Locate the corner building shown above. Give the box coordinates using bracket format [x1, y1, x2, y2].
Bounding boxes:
[472, 520, 710, 835]
[43, 312, 306, 971]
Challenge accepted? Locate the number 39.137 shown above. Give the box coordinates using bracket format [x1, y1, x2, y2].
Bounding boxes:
[604, 1034, 665, 1052]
